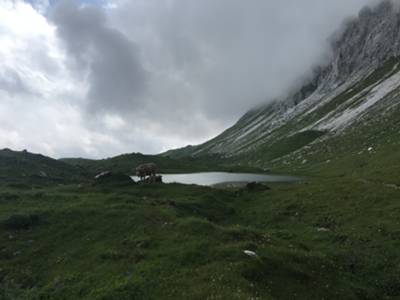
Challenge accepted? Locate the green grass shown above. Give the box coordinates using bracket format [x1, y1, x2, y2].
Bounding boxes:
[1, 166, 400, 299]
[256, 130, 326, 162]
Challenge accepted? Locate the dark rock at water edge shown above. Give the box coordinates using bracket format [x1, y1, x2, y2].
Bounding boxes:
[93, 171, 134, 186]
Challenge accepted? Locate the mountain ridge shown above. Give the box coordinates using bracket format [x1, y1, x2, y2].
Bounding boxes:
[164, 0, 400, 172]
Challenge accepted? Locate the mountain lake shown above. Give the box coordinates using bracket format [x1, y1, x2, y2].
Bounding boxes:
[131, 172, 299, 186]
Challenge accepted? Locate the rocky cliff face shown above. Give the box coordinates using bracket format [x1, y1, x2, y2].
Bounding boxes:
[165, 0, 400, 168]
[321, 0, 400, 87]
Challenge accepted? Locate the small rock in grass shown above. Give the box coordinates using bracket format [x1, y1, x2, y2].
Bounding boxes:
[317, 227, 330, 232]
[243, 250, 258, 258]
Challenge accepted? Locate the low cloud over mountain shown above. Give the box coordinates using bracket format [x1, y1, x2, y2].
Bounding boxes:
[0, 0, 378, 158]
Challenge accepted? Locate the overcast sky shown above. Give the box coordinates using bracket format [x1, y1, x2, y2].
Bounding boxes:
[0, 0, 378, 158]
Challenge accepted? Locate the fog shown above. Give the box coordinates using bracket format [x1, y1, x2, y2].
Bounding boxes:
[0, 0, 378, 158]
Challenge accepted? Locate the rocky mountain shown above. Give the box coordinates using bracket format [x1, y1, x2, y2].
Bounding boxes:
[165, 0, 400, 172]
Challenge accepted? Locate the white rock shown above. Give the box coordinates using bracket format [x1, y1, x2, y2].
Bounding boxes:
[243, 250, 258, 258]
[94, 171, 111, 179]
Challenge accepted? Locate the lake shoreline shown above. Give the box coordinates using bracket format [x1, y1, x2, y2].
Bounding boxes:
[131, 171, 300, 186]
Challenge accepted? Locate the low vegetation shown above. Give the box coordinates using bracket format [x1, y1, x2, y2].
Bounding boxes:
[1, 158, 400, 299]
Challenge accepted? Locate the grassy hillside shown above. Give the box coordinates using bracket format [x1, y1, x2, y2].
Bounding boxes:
[0, 149, 85, 186]
[267, 85, 400, 181]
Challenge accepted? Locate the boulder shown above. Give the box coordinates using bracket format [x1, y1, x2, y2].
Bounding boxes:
[93, 172, 134, 186]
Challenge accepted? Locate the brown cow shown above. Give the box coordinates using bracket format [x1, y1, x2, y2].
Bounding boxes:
[136, 163, 157, 181]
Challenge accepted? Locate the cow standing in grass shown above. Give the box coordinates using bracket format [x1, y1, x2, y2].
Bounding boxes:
[136, 163, 157, 182]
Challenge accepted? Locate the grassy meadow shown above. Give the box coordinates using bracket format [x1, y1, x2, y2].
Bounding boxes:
[1, 165, 400, 299]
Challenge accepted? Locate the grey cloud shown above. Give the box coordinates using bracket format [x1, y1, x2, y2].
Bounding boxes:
[110, 0, 378, 124]
[50, 0, 147, 115]
[0, 69, 34, 96]
[41, 0, 380, 156]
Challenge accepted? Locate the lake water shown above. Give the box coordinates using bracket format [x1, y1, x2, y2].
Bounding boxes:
[131, 172, 299, 186]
